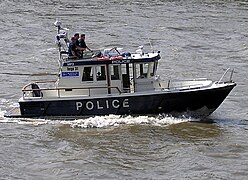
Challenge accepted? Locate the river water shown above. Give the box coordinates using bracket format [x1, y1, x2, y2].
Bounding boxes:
[0, 0, 248, 179]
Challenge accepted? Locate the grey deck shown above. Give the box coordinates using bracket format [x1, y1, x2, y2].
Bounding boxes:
[4, 107, 22, 118]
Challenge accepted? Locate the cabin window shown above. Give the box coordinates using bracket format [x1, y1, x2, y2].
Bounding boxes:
[121, 64, 131, 89]
[136, 63, 148, 79]
[96, 65, 106, 81]
[110, 65, 120, 80]
[121, 63, 133, 78]
[82, 67, 93, 81]
[136, 63, 156, 78]
[152, 62, 158, 76]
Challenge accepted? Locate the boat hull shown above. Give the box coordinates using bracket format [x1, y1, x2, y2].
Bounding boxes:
[5, 83, 236, 119]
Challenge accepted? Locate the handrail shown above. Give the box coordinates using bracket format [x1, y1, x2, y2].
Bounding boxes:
[22, 84, 122, 99]
[167, 83, 209, 90]
[22, 86, 121, 93]
[159, 79, 213, 90]
[22, 80, 57, 90]
[217, 68, 234, 84]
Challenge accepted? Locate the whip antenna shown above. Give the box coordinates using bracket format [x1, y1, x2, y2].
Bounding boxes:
[148, 37, 154, 53]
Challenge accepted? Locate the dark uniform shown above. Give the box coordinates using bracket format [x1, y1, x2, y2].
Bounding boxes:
[68, 37, 80, 58]
[79, 39, 87, 49]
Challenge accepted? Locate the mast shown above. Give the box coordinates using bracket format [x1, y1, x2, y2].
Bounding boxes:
[54, 19, 69, 70]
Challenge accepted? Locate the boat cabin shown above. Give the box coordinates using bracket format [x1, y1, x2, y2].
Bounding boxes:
[56, 48, 160, 97]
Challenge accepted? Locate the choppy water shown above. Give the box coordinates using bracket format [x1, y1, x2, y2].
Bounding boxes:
[1, 0, 248, 179]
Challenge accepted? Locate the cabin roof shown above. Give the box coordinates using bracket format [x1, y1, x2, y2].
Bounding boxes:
[63, 53, 160, 66]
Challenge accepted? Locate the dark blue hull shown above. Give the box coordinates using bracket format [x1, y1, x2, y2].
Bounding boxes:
[6, 83, 235, 119]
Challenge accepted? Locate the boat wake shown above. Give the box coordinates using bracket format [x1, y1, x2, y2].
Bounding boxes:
[0, 107, 193, 128]
[59, 114, 194, 128]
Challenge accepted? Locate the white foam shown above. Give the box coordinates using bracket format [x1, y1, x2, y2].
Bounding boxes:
[0, 99, 19, 123]
[0, 108, 6, 121]
[0, 105, 192, 128]
[0, 99, 8, 104]
[0, 108, 19, 123]
[59, 114, 192, 128]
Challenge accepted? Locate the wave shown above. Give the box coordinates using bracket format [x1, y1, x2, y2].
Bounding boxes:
[61, 115, 192, 128]
[0, 108, 192, 128]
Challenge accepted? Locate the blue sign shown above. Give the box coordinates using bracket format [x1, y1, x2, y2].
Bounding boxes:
[62, 72, 80, 78]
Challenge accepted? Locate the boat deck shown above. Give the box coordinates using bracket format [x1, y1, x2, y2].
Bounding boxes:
[4, 107, 22, 118]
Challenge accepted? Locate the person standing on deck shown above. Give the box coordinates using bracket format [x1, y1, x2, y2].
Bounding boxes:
[68, 37, 80, 59]
[79, 34, 92, 52]
[74, 33, 85, 57]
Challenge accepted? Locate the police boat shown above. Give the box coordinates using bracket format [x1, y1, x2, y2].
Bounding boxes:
[4, 20, 236, 119]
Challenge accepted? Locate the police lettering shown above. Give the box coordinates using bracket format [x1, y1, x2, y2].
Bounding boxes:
[112, 60, 130, 64]
[76, 99, 129, 111]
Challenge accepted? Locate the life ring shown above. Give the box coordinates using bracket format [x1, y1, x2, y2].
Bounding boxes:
[110, 56, 123, 60]
[96, 56, 110, 61]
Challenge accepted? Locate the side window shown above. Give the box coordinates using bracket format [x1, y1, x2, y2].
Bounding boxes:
[121, 63, 132, 79]
[110, 65, 120, 80]
[146, 62, 156, 77]
[151, 61, 157, 77]
[96, 66, 106, 81]
[136, 63, 148, 79]
[136, 63, 156, 78]
[82, 67, 93, 81]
